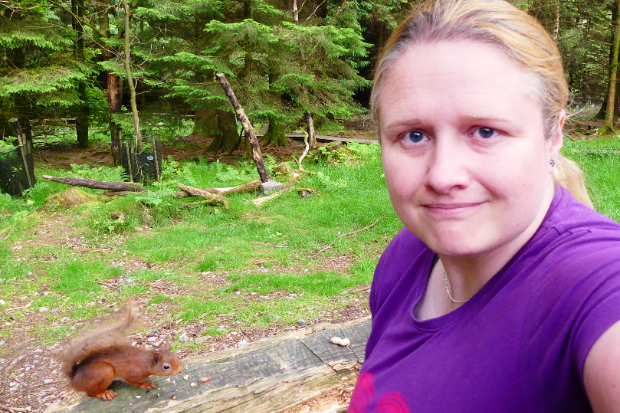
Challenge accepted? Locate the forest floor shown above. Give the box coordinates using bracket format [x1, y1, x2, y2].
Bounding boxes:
[2, 133, 378, 413]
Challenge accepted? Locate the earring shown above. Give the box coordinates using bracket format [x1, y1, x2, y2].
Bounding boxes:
[550, 159, 556, 167]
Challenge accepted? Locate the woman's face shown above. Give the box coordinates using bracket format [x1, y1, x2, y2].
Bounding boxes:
[379, 40, 563, 259]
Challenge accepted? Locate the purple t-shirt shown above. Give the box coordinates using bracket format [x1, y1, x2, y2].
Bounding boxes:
[349, 186, 620, 413]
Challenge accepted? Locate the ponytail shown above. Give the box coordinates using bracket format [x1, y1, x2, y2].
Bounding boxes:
[552, 155, 593, 209]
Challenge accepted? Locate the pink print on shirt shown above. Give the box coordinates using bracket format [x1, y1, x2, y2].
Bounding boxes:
[349, 372, 410, 413]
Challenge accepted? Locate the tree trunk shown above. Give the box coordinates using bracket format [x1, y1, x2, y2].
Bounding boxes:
[263, 115, 288, 147]
[216, 73, 270, 183]
[597, 2, 619, 120]
[73, 0, 89, 148]
[600, 0, 620, 134]
[552, 0, 560, 41]
[123, 0, 142, 150]
[306, 112, 316, 148]
[98, 0, 123, 163]
[293, 0, 298, 22]
[196, 109, 241, 153]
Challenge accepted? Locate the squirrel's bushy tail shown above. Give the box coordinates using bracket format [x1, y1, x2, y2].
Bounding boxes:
[61, 301, 138, 378]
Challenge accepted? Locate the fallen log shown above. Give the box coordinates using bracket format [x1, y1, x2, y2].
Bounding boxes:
[205, 179, 261, 195]
[177, 183, 229, 209]
[102, 190, 135, 196]
[48, 317, 371, 413]
[42, 175, 145, 192]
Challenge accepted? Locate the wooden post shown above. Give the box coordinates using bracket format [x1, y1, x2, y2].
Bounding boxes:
[9, 118, 34, 188]
[306, 112, 316, 148]
[215, 73, 270, 183]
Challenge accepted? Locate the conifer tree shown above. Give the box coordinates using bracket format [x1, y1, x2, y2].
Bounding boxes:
[1, 0, 92, 141]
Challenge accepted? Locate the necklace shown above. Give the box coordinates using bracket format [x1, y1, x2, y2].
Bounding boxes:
[443, 271, 469, 304]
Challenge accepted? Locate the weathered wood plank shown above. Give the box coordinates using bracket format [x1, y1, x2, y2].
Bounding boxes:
[49, 317, 370, 413]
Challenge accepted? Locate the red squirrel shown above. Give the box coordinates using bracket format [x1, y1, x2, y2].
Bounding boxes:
[61, 302, 183, 400]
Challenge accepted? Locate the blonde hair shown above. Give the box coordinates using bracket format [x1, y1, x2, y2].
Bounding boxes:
[372, 0, 593, 208]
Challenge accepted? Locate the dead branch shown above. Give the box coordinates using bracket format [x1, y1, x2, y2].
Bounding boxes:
[215, 73, 270, 183]
[205, 179, 261, 195]
[251, 172, 300, 206]
[294, 130, 310, 172]
[177, 183, 229, 209]
[252, 188, 291, 206]
[42, 175, 145, 192]
[319, 215, 387, 252]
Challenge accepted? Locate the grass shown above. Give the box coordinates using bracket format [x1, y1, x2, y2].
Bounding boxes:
[0, 135, 618, 353]
[562, 136, 620, 221]
[0, 141, 397, 350]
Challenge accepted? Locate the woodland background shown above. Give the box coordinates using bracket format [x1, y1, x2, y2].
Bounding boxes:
[3, 0, 620, 148]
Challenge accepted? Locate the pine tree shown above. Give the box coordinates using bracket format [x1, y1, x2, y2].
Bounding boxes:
[0, 0, 94, 142]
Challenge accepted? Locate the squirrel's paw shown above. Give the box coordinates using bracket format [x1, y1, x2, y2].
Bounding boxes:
[96, 390, 118, 401]
[137, 381, 158, 389]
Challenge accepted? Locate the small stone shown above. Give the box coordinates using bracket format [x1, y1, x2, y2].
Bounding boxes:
[222, 344, 229, 349]
[259, 179, 284, 195]
[9, 387, 18, 392]
[190, 382, 197, 387]
[260, 268, 269, 273]
[39, 307, 49, 313]
[0, 341, 5, 346]
[183, 375, 189, 380]
[303, 269, 309, 273]
[147, 337, 158, 342]
[235, 291, 241, 295]
[195, 337, 208, 345]
[179, 334, 190, 342]
[43, 379, 53, 384]
[237, 340, 248, 348]
[0, 299, 5, 305]
[217, 326, 226, 333]
[259, 296, 270, 300]
[297, 319, 306, 327]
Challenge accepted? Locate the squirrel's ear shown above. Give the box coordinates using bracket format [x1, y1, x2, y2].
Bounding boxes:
[163, 336, 172, 350]
[153, 352, 161, 365]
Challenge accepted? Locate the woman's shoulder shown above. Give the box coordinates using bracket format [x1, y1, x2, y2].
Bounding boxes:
[369, 228, 432, 313]
[545, 185, 620, 238]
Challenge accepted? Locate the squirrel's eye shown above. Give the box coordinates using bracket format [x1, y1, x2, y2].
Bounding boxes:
[163, 364, 170, 369]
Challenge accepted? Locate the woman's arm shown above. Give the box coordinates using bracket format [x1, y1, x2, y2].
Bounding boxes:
[584, 319, 620, 412]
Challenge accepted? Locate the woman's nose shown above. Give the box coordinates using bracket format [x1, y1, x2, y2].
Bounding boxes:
[424, 137, 471, 194]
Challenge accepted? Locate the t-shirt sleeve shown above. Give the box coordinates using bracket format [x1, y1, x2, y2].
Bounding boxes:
[571, 261, 620, 380]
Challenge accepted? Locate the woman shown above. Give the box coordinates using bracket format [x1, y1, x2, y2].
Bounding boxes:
[349, 0, 620, 412]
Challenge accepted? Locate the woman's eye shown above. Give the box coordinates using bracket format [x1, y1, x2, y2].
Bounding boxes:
[404, 131, 426, 143]
[474, 127, 498, 139]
